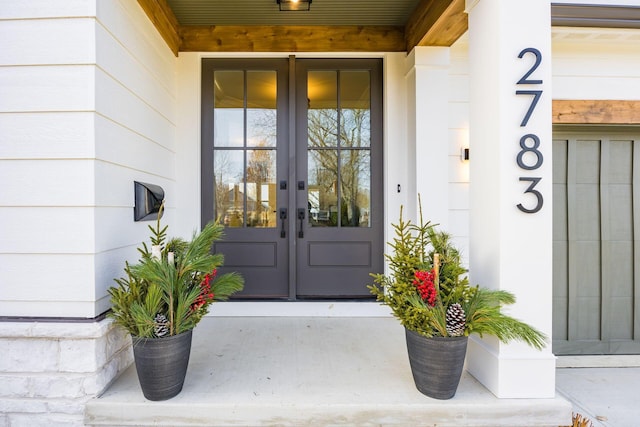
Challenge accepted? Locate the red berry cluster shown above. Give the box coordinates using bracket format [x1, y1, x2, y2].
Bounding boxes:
[191, 270, 217, 312]
[413, 269, 437, 307]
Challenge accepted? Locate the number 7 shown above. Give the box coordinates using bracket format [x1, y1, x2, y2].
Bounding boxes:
[515, 90, 542, 127]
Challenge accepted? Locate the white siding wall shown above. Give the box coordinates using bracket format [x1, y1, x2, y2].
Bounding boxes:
[0, 0, 177, 318]
[448, 38, 471, 265]
[93, 0, 177, 315]
[0, 2, 97, 318]
[0, 1, 175, 425]
[552, 28, 640, 100]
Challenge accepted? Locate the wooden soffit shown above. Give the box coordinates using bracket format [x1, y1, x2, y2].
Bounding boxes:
[138, 0, 181, 55]
[137, 0, 468, 56]
[406, 0, 467, 48]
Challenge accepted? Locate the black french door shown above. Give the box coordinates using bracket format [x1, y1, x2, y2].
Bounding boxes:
[201, 58, 383, 299]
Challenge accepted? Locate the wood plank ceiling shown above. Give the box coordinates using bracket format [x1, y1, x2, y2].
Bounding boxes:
[137, 0, 467, 56]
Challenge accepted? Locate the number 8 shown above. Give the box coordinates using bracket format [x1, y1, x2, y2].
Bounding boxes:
[516, 134, 543, 170]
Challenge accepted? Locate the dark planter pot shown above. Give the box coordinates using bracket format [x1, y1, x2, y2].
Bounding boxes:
[132, 329, 193, 401]
[405, 328, 468, 400]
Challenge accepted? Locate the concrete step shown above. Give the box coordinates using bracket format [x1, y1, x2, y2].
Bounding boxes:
[85, 317, 572, 427]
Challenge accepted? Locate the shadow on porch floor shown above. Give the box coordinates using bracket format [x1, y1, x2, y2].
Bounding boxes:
[85, 316, 571, 427]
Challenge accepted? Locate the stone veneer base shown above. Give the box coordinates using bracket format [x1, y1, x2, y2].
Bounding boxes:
[0, 318, 132, 427]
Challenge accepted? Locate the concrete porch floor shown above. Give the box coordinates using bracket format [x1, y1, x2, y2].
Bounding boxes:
[85, 315, 572, 427]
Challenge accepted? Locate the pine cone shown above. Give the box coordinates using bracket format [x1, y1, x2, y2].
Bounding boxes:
[446, 303, 466, 337]
[154, 313, 169, 338]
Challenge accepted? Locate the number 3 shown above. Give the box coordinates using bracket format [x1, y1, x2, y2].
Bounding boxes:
[517, 177, 543, 213]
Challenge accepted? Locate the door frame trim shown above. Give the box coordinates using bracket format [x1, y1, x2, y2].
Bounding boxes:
[287, 55, 297, 299]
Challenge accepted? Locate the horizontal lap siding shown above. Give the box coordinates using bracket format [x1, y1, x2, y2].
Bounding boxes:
[552, 35, 640, 100]
[92, 0, 177, 314]
[448, 41, 470, 265]
[0, 0, 176, 317]
[0, 2, 97, 317]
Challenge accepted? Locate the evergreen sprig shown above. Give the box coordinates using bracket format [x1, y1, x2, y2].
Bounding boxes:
[108, 203, 244, 338]
[368, 197, 547, 349]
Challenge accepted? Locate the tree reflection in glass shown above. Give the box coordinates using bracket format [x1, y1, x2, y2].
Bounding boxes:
[212, 69, 277, 228]
[307, 70, 371, 228]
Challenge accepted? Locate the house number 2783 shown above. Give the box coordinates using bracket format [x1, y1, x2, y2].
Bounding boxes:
[515, 47, 543, 214]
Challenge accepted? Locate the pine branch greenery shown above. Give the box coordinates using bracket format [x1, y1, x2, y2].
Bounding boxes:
[108, 203, 244, 338]
[368, 196, 547, 350]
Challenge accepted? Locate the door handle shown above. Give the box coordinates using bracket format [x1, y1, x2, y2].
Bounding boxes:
[297, 208, 305, 238]
[279, 208, 287, 238]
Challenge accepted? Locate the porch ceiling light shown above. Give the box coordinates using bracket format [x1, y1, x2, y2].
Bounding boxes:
[277, 0, 312, 11]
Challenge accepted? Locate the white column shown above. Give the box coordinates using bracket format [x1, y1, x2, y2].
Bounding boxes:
[406, 47, 450, 228]
[466, 0, 555, 397]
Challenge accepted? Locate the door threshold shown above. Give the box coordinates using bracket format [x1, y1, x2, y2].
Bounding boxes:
[206, 301, 392, 317]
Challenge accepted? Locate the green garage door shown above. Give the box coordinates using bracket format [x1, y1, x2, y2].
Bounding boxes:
[553, 128, 640, 354]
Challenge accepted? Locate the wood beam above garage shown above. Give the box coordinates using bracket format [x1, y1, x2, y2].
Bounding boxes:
[553, 100, 640, 124]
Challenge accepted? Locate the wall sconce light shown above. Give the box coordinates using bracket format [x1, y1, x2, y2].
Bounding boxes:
[461, 147, 470, 161]
[134, 181, 165, 221]
[277, 0, 311, 11]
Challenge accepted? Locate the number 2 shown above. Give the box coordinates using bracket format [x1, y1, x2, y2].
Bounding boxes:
[517, 48, 542, 85]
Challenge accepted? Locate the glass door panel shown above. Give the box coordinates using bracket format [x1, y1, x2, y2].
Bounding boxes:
[340, 70, 371, 148]
[212, 69, 278, 228]
[246, 149, 276, 227]
[340, 150, 370, 227]
[214, 71, 244, 147]
[308, 71, 338, 148]
[308, 149, 339, 226]
[247, 71, 277, 147]
[306, 69, 372, 228]
[214, 150, 244, 227]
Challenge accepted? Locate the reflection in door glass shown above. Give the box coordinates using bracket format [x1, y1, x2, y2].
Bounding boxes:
[307, 69, 371, 227]
[212, 69, 277, 228]
[214, 71, 244, 147]
[247, 71, 277, 147]
[340, 71, 371, 148]
[308, 71, 338, 148]
[214, 150, 244, 227]
[308, 150, 338, 226]
[247, 149, 276, 227]
[341, 150, 370, 227]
